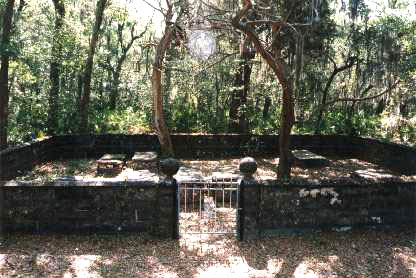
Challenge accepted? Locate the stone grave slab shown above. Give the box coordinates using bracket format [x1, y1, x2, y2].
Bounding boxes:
[211, 172, 241, 183]
[128, 151, 158, 170]
[97, 153, 126, 175]
[350, 169, 397, 182]
[174, 166, 206, 183]
[292, 149, 330, 168]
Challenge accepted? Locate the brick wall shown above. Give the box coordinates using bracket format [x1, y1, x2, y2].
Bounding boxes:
[1, 134, 415, 239]
[2, 134, 415, 180]
[1, 180, 178, 238]
[239, 179, 416, 239]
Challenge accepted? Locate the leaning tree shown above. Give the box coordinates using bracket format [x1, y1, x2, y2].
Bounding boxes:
[150, 0, 180, 157]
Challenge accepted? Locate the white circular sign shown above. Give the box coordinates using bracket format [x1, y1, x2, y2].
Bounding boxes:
[188, 30, 216, 60]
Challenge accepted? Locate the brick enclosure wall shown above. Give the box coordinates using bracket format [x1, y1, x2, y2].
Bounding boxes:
[0, 134, 415, 239]
[238, 179, 416, 240]
[1, 134, 415, 180]
[0, 139, 55, 180]
[350, 137, 416, 175]
[1, 180, 178, 238]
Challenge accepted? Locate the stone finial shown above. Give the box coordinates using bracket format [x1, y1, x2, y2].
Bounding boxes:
[159, 158, 180, 180]
[239, 157, 257, 179]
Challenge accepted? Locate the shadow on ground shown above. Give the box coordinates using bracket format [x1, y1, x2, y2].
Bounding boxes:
[0, 227, 415, 278]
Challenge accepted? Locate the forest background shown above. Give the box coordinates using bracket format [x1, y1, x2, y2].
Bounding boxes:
[0, 0, 415, 151]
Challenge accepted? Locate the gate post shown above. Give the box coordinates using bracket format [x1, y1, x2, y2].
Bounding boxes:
[0, 181, 3, 244]
[157, 158, 180, 240]
[238, 157, 261, 241]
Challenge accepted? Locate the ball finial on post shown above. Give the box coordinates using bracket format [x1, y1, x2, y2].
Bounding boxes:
[239, 157, 257, 180]
[159, 158, 180, 182]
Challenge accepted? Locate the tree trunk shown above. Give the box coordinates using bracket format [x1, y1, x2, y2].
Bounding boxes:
[314, 80, 331, 134]
[163, 48, 173, 119]
[263, 96, 271, 119]
[0, 180, 3, 242]
[278, 82, 295, 179]
[152, 21, 174, 157]
[47, 0, 65, 135]
[76, 73, 83, 107]
[109, 71, 120, 110]
[346, 101, 357, 136]
[214, 72, 221, 133]
[232, 1, 295, 179]
[0, 0, 15, 150]
[229, 36, 254, 133]
[79, 0, 107, 133]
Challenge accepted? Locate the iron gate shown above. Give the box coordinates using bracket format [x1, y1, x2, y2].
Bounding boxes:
[178, 175, 240, 236]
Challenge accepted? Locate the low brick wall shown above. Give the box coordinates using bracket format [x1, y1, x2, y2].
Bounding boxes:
[1, 134, 415, 239]
[1, 179, 178, 238]
[350, 137, 416, 175]
[0, 138, 55, 180]
[2, 134, 415, 180]
[238, 179, 416, 239]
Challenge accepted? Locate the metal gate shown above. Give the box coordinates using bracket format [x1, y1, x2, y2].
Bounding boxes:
[178, 175, 239, 236]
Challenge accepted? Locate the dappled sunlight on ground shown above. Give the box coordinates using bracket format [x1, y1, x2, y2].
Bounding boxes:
[194, 255, 283, 278]
[62, 255, 102, 278]
[394, 247, 416, 277]
[1, 229, 415, 277]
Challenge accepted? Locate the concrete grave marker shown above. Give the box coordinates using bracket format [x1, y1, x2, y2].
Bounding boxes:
[97, 153, 126, 175]
[128, 151, 158, 170]
[292, 149, 330, 168]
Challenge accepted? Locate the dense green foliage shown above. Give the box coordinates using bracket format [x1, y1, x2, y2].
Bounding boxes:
[1, 0, 415, 146]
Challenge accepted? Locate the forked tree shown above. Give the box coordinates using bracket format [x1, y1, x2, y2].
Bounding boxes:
[232, 0, 298, 179]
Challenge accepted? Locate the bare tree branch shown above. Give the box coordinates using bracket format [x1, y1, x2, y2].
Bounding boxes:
[324, 80, 400, 107]
[194, 51, 239, 73]
[141, 0, 165, 15]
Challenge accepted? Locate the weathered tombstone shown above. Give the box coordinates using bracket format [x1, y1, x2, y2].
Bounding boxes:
[212, 172, 240, 182]
[97, 153, 126, 175]
[128, 151, 158, 170]
[351, 169, 396, 182]
[292, 149, 330, 168]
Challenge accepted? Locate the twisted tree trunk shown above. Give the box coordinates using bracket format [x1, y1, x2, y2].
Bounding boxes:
[232, 0, 295, 179]
[152, 21, 174, 156]
[149, 0, 177, 156]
